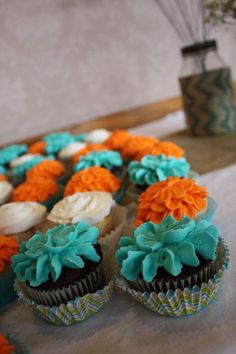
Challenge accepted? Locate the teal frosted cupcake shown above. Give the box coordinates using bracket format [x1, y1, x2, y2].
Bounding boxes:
[115, 216, 229, 316]
[0, 144, 27, 167]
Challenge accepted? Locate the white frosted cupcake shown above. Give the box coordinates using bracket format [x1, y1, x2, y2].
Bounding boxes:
[58, 142, 87, 162]
[85, 129, 111, 144]
[0, 202, 47, 242]
[0, 181, 13, 205]
[9, 153, 39, 168]
[47, 191, 114, 237]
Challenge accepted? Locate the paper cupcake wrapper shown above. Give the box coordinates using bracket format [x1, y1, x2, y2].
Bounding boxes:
[4, 332, 29, 354]
[115, 238, 229, 317]
[195, 196, 217, 223]
[13, 226, 36, 243]
[15, 280, 113, 326]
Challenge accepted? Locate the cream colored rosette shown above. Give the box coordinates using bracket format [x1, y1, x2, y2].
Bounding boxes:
[9, 153, 38, 168]
[0, 181, 13, 205]
[0, 202, 47, 242]
[58, 142, 86, 162]
[85, 129, 111, 144]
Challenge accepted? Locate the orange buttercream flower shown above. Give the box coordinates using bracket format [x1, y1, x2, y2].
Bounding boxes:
[0, 333, 15, 354]
[26, 160, 64, 181]
[0, 235, 19, 272]
[12, 177, 58, 203]
[72, 144, 110, 164]
[28, 140, 47, 154]
[104, 130, 132, 151]
[136, 141, 184, 160]
[0, 174, 7, 181]
[136, 176, 208, 225]
[121, 135, 159, 159]
[64, 166, 121, 196]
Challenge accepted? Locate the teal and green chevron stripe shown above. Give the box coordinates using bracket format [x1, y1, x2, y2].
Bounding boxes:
[16, 281, 113, 326]
[180, 67, 236, 136]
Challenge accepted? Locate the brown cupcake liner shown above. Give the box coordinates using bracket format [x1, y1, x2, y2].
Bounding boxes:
[20, 262, 105, 307]
[13, 226, 37, 243]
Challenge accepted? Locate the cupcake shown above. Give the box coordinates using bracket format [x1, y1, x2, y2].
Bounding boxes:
[11, 177, 63, 211]
[104, 129, 132, 152]
[47, 191, 114, 237]
[135, 140, 184, 161]
[58, 142, 86, 162]
[0, 332, 28, 354]
[0, 332, 15, 353]
[115, 216, 229, 316]
[0, 181, 13, 205]
[0, 144, 27, 167]
[13, 223, 113, 325]
[26, 160, 65, 184]
[72, 144, 110, 164]
[28, 140, 47, 155]
[42, 132, 75, 155]
[136, 176, 208, 225]
[121, 135, 159, 161]
[85, 129, 111, 144]
[10, 155, 46, 185]
[0, 235, 19, 307]
[0, 202, 46, 242]
[64, 167, 121, 198]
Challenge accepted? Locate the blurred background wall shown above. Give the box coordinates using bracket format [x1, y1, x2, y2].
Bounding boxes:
[0, 0, 235, 144]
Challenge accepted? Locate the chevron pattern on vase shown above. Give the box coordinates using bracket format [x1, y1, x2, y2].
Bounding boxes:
[180, 67, 236, 136]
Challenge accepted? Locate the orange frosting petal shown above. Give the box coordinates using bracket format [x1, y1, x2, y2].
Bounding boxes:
[104, 130, 132, 151]
[72, 144, 110, 164]
[12, 177, 58, 203]
[136, 177, 208, 225]
[26, 160, 64, 181]
[0, 174, 7, 182]
[122, 135, 159, 159]
[0, 236, 19, 272]
[0, 333, 15, 354]
[135, 141, 184, 160]
[28, 141, 47, 154]
[64, 166, 121, 196]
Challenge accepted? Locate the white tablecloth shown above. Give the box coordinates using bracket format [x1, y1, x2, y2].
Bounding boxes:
[2, 114, 236, 354]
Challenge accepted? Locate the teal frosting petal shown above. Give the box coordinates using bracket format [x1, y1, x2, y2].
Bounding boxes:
[74, 133, 86, 142]
[73, 150, 123, 172]
[12, 222, 101, 286]
[115, 216, 219, 281]
[0, 144, 27, 165]
[128, 154, 190, 186]
[43, 132, 74, 154]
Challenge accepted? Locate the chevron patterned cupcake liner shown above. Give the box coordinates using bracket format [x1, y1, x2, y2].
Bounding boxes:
[15, 280, 113, 326]
[115, 238, 229, 317]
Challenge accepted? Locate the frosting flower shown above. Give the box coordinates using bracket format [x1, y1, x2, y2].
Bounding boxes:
[136, 177, 208, 225]
[74, 150, 123, 172]
[28, 141, 47, 154]
[26, 160, 64, 181]
[43, 132, 74, 154]
[85, 129, 111, 144]
[0, 144, 27, 165]
[128, 154, 190, 186]
[12, 156, 45, 178]
[116, 216, 219, 281]
[72, 144, 110, 163]
[64, 167, 121, 196]
[12, 222, 100, 287]
[0, 235, 19, 272]
[136, 141, 184, 160]
[121, 135, 158, 159]
[0, 333, 15, 354]
[12, 177, 58, 203]
[104, 129, 132, 151]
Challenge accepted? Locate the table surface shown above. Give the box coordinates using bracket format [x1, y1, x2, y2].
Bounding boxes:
[1, 111, 236, 354]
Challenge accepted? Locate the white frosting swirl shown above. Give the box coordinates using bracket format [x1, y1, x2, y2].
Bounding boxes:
[47, 191, 113, 225]
[0, 202, 47, 234]
[85, 129, 111, 144]
[10, 154, 39, 168]
[0, 181, 13, 205]
[58, 142, 86, 161]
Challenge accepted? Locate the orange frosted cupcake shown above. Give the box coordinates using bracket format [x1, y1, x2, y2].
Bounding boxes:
[0, 333, 15, 353]
[28, 140, 47, 154]
[136, 141, 184, 160]
[72, 144, 110, 164]
[121, 135, 158, 159]
[26, 160, 65, 181]
[104, 129, 132, 151]
[136, 176, 208, 225]
[64, 166, 121, 197]
[11, 177, 62, 210]
[0, 174, 7, 182]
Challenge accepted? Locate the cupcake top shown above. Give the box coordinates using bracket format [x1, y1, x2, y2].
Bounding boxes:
[12, 177, 58, 203]
[28, 140, 47, 154]
[26, 160, 64, 181]
[12, 155, 45, 178]
[136, 177, 208, 225]
[10, 153, 39, 168]
[85, 129, 111, 144]
[0, 144, 27, 165]
[122, 135, 158, 159]
[128, 154, 190, 186]
[0, 235, 19, 272]
[116, 216, 219, 281]
[48, 191, 113, 225]
[12, 222, 101, 287]
[0, 181, 13, 205]
[0, 333, 15, 354]
[74, 150, 123, 172]
[104, 129, 132, 151]
[72, 144, 110, 163]
[0, 202, 46, 235]
[43, 132, 74, 154]
[136, 141, 184, 160]
[58, 142, 87, 161]
[64, 167, 121, 196]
